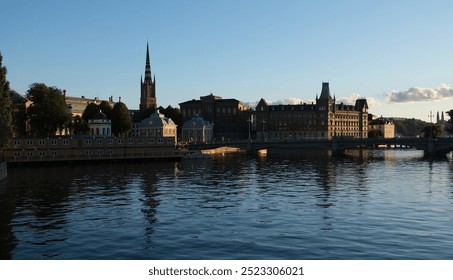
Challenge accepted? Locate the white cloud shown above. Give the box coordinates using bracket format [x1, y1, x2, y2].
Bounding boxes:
[337, 93, 381, 108]
[245, 94, 380, 109]
[386, 84, 453, 103]
[270, 97, 306, 105]
[244, 97, 307, 109]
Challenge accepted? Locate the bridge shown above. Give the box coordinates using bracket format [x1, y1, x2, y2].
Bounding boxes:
[188, 137, 453, 157]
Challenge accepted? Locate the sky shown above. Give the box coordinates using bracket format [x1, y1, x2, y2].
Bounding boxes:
[1, 0, 453, 122]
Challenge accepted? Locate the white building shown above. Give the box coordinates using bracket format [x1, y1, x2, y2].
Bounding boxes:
[139, 111, 177, 143]
[181, 115, 213, 143]
[89, 110, 112, 137]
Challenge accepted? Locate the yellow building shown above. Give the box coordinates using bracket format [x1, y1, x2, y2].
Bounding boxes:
[368, 117, 395, 138]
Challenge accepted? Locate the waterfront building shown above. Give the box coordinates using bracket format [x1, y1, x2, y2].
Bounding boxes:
[179, 93, 252, 141]
[3, 134, 179, 164]
[255, 82, 368, 140]
[138, 111, 177, 144]
[140, 43, 157, 114]
[88, 110, 112, 137]
[368, 116, 395, 138]
[64, 92, 115, 117]
[181, 115, 213, 143]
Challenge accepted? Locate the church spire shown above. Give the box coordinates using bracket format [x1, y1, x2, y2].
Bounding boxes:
[144, 42, 152, 83]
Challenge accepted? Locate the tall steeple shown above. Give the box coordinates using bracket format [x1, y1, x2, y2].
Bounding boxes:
[144, 42, 152, 83]
[140, 42, 157, 113]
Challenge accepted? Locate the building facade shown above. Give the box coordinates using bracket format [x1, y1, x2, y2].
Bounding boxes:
[64, 91, 115, 117]
[181, 115, 214, 143]
[140, 43, 157, 113]
[88, 110, 112, 137]
[255, 83, 368, 140]
[137, 111, 177, 143]
[179, 93, 252, 141]
[368, 117, 395, 138]
[4, 136, 179, 164]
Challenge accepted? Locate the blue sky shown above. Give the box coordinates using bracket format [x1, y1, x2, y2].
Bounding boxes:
[2, 0, 453, 121]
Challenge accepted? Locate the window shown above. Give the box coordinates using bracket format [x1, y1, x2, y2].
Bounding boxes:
[39, 140, 46, 145]
[85, 139, 92, 145]
[107, 139, 113, 144]
[63, 140, 69, 145]
[14, 140, 20, 146]
[51, 151, 58, 156]
[27, 152, 33, 157]
[27, 140, 33, 145]
[39, 151, 46, 157]
[128, 139, 134, 144]
[117, 139, 124, 144]
[51, 139, 58, 145]
[14, 152, 21, 157]
[148, 139, 154, 144]
[97, 139, 103, 144]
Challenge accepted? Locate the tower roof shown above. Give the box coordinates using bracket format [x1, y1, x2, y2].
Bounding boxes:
[319, 82, 332, 100]
[144, 42, 152, 83]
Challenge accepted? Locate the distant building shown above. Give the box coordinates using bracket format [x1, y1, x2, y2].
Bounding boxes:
[137, 111, 177, 144]
[179, 93, 252, 141]
[64, 91, 115, 117]
[255, 83, 368, 140]
[140, 43, 157, 113]
[368, 116, 395, 138]
[89, 110, 111, 137]
[181, 115, 213, 143]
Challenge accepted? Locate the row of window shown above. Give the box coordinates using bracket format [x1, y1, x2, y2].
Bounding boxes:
[182, 107, 239, 116]
[14, 139, 70, 146]
[13, 150, 115, 158]
[267, 113, 362, 120]
[14, 151, 58, 157]
[14, 138, 174, 146]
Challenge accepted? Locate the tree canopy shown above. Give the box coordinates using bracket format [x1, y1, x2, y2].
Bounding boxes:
[421, 124, 442, 139]
[393, 118, 429, 137]
[0, 52, 12, 149]
[27, 83, 71, 137]
[111, 102, 132, 136]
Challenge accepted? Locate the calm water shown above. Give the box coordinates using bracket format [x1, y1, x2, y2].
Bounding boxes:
[1, 149, 453, 260]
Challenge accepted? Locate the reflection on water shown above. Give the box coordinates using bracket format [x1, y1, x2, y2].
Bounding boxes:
[1, 149, 453, 259]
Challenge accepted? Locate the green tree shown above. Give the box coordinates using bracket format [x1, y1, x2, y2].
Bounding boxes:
[159, 105, 182, 127]
[393, 118, 428, 137]
[0, 52, 12, 148]
[111, 102, 132, 136]
[27, 83, 71, 137]
[98, 101, 112, 119]
[10, 90, 28, 137]
[82, 102, 99, 122]
[421, 124, 442, 139]
[72, 115, 89, 135]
